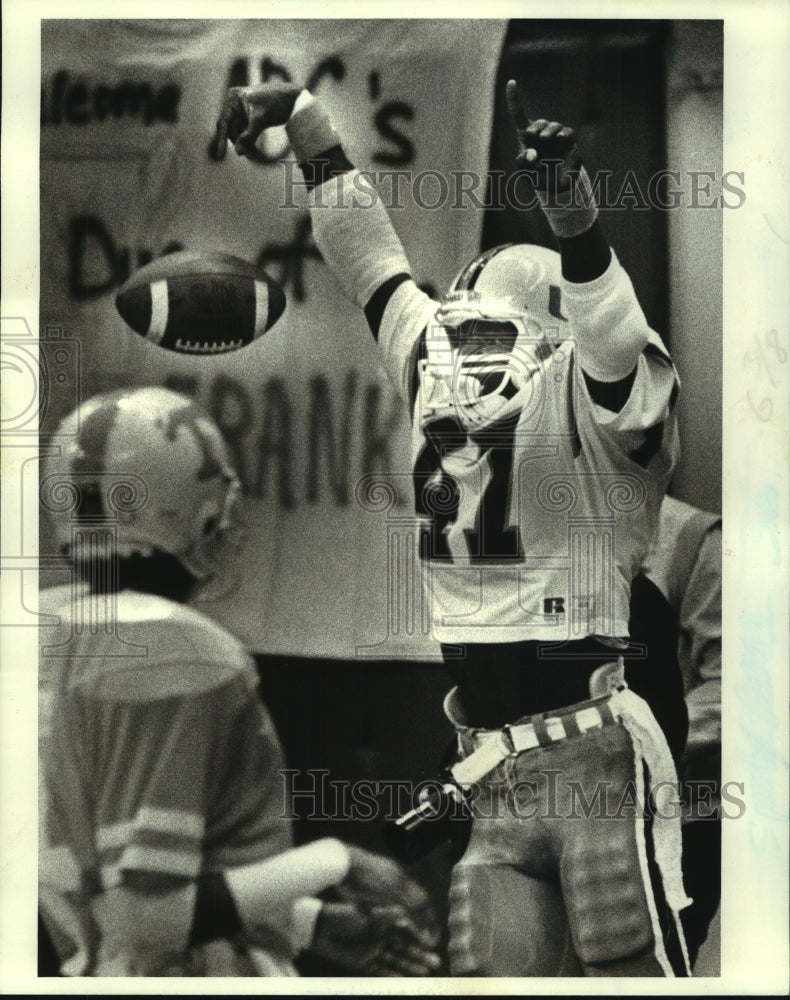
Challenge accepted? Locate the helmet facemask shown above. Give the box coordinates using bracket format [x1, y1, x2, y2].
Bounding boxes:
[181, 470, 244, 582]
[427, 294, 548, 425]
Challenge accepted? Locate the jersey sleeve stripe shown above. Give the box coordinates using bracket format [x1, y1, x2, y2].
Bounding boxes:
[97, 808, 205, 850]
[97, 821, 134, 851]
[135, 805, 205, 838]
[100, 829, 203, 864]
[116, 844, 202, 880]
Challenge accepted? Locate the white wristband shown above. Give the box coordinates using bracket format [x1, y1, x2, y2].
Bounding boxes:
[292, 89, 314, 116]
[286, 90, 340, 162]
[536, 166, 599, 238]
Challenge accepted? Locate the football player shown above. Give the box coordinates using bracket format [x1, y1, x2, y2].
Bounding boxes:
[643, 495, 723, 968]
[38, 387, 440, 977]
[212, 79, 690, 976]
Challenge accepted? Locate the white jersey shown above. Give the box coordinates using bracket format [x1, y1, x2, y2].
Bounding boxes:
[38, 584, 293, 976]
[375, 257, 680, 644]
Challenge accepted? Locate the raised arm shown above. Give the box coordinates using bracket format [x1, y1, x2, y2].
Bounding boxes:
[212, 81, 661, 416]
[505, 79, 654, 413]
[212, 84, 432, 332]
[212, 84, 441, 401]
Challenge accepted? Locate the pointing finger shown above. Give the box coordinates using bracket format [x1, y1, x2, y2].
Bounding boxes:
[505, 79, 530, 129]
[210, 92, 235, 160]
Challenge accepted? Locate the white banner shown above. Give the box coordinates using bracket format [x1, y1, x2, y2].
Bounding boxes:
[40, 18, 507, 658]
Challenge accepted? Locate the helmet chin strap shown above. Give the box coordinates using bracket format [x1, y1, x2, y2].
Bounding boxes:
[182, 524, 246, 599]
[179, 545, 216, 583]
[186, 545, 243, 604]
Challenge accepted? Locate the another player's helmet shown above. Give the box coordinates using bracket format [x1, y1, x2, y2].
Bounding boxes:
[42, 387, 241, 579]
[429, 244, 568, 415]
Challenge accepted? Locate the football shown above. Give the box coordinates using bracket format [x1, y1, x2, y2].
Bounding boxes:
[115, 250, 286, 354]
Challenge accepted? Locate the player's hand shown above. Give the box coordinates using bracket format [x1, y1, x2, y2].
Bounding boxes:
[310, 901, 442, 976]
[335, 845, 440, 956]
[339, 845, 436, 922]
[505, 79, 582, 194]
[210, 83, 302, 161]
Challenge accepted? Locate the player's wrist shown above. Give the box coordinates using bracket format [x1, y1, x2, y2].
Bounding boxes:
[291, 896, 325, 953]
[536, 165, 599, 238]
[286, 89, 341, 163]
[292, 89, 315, 116]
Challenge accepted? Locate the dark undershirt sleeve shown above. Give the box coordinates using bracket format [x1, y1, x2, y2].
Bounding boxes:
[558, 221, 611, 283]
[300, 145, 354, 191]
[583, 367, 638, 413]
[189, 872, 243, 947]
[364, 273, 411, 340]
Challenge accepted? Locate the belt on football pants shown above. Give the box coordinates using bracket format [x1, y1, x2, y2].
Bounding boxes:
[443, 658, 693, 945]
[445, 658, 626, 789]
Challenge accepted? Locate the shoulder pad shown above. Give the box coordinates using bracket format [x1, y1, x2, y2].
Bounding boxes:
[69, 592, 257, 703]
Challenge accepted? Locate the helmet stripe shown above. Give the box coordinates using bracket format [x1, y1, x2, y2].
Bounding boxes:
[253, 279, 270, 336]
[71, 396, 122, 517]
[147, 280, 169, 344]
[452, 243, 517, 293]
[72, 399, 121, 478]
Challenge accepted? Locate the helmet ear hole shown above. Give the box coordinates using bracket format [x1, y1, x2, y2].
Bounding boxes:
[202, 515, 220, 538]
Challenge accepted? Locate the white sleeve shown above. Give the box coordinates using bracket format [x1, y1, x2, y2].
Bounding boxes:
[562, 249, 651, 382]
[308, 169, 438, 401]
[224, 838, 350, 929]
[575, 328, 681, 481]
[290, 897, 324, 953]
[308, 170, 411, 308]
[579, 329, 679, 425]
[377, 279, 439, 402]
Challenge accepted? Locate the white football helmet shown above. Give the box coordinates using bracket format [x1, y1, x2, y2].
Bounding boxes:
[425, 244, 569, 422]
[440, 241, 567, 342]
[43, 387, 241, 579]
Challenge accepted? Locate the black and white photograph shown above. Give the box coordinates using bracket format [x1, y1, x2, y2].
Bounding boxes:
[1, 0, 787, 993]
